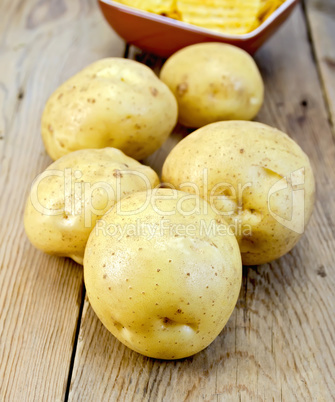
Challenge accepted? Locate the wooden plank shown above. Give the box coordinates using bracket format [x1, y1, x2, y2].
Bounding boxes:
[68, 6, 335, 401]
[304, 0, 335, 134]
[0, 0, 125, 400]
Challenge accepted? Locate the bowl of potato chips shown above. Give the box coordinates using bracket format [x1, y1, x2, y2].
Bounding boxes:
[98, 0, 298, 57]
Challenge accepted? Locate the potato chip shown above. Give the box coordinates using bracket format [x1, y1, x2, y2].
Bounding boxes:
[176, 0, 262, 35]
[116, 0, 287, 35]
[258, 0, 285, 23]
[118, 0, 174, 15]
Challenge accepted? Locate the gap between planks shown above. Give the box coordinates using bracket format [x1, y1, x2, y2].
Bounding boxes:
[64, 281, 86, 402]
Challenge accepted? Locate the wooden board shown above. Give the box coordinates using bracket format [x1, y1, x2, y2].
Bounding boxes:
[0, 0, 124, 400]
[1, 1, 335, 401]
[304, 0, 335, 134]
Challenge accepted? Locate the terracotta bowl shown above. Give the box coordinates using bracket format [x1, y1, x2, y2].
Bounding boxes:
[98, 0, 299, 57]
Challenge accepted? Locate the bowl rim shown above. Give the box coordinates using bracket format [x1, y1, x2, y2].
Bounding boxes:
[99, 0, 298, 40]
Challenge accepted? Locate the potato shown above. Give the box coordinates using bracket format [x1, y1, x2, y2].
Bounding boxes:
[162, 121, 315, 265]
[41, 58, 178, 161]
[24, 148, 159, 264]
[84, 188, 242, 359]
[159, 43, 264, 128]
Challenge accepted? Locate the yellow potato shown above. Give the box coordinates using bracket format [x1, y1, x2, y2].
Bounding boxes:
[24, 148, 159, 264]
[84, 188, 242, 359]
[162, 121, 315, 265]
[159, 43, 264, 128]
[41, 58, 178, 161]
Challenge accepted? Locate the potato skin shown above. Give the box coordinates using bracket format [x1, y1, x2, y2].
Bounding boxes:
[41, 58, 178, 160]
[159, 43, 264, 128]
[162, 121, 315, 265]
[24, 148, 159, 264]
[84, 189, 242, 359]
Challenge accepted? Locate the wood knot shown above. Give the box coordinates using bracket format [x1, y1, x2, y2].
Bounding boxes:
[317, 265, 327, 278]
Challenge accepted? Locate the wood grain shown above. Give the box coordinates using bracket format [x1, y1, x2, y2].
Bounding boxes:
[68, 6, 335, 402]
[304, 0, 335, 134]
[0, 0, 124, 400]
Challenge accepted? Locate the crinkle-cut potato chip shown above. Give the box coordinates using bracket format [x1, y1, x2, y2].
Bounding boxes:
[176, 0, 262, 35]
[116, 0, 286, 35]
[119, 0, 174, 14]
